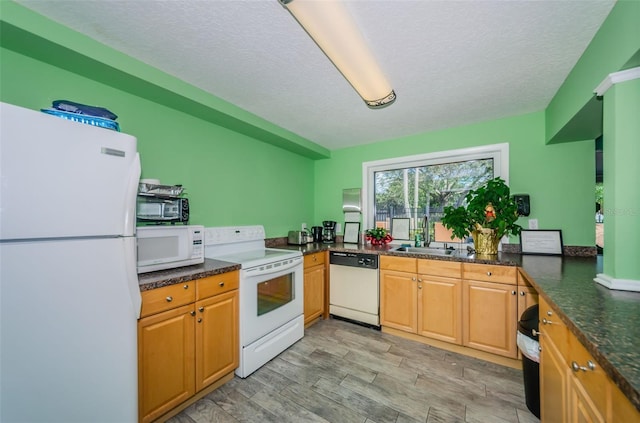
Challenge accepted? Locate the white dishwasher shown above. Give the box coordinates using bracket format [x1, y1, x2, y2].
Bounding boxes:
[329, 251, 380, 329]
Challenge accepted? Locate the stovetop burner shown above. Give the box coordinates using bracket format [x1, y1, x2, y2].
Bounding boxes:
[203, 226, 301, 268]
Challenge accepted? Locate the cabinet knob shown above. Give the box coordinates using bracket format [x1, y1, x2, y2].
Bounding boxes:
[418, 284, 422, 289]
[197, 318, 202, 323]
[547, 310, 553, 316]
[166, 296, 173, 302]
[487, 271, 492, 276]
[532, 329, 541, 337]
[511, 290, 517, 295]
[219, 282, 225, 287]
[199, 306, 204, 312]
[542, 318, 553, 325]
[519, 291, 525, 296]
[190, 311, 196, 316]
[412, 277, 416, 281]
[183, 284, 189, 289]
[571, 360, 596, 372]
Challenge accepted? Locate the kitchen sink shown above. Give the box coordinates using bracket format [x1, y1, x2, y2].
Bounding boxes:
[391, 246, 454, 256]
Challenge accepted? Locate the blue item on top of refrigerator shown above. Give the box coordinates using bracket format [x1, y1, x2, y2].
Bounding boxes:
[40, 108, 121, 131]
[52, 99, 118, 120]
[0, 102, 141, 423]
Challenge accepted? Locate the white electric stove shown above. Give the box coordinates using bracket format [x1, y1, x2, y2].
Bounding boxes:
[204, 226, 304, 378]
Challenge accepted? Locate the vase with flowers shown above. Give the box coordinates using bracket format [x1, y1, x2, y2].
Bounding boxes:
[365, 227, 393, 246]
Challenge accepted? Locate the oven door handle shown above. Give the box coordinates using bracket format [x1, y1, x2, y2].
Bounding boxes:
[243, 257, 302, 276]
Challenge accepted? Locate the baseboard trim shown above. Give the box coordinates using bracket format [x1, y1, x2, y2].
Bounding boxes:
[382, 327, 522, 369]
[594, 273, 640, 292]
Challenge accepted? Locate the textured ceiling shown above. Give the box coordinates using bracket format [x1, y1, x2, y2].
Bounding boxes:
[16, 0, 615, 150]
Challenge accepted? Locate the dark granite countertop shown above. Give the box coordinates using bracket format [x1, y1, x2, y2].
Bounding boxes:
[519, 255, 640, 412]
[138, 258, 240, 291]
[137, 242, 640, 410]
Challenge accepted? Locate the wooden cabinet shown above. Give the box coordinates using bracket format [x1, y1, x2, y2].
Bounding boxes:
[195, 290, 238, 391]
[380, 266, 418, 332]
[416, 259, 462, 344]
[380, 257, 462, 344]
[567, 327, 608, 423]
[539, 296, 640, 423]
[462, 263, 518, 358]
[517, 270, 539, 318]
[138, 304, 195, 423]
[138, 271, 239, 423]
[303, 251, 326, 326]
[540, 296, 569, 423]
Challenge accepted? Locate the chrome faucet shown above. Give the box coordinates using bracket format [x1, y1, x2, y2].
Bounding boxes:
[422, 215, 430, 247]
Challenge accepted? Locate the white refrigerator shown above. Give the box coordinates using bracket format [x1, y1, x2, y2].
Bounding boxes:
[0, 102, 142, 422]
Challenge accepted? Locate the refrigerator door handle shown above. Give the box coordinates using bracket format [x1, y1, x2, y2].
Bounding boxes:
[124, 236, 142, 318]
[124, 153, 141, 237]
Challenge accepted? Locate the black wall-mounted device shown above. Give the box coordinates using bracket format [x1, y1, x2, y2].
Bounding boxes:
[513, 194, 530, 216]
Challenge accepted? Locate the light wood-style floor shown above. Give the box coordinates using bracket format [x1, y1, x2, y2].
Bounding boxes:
[168, 318, 539, 423]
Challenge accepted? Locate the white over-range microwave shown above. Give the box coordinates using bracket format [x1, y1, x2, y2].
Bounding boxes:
[136, 225, 204, 273]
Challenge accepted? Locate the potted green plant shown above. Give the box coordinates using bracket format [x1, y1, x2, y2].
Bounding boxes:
[441, 177, 521, 255]
[365, 227, 393, 245]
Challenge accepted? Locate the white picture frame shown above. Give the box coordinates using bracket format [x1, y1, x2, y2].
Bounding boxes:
[391, 218, 411, 240]
[520, 230, 563, 255]
[343, 222, 360, 244]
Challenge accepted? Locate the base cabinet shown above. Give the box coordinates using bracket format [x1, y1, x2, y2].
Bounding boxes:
[539, 296, 640, 423]
[462, 263, 518, 358]
[138, 304, 195, 422]
[138, 271, 239, 423]
[303, 252, 326, 326]
[195, 290, 239, 391]
[380, 267, 418, 332]
[462, 279, 518, 358]
[381, 257, 462, 344]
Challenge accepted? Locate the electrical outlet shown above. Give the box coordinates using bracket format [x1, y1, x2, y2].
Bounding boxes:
[301, 223, 307, 231]
[528, 219, 538, 230]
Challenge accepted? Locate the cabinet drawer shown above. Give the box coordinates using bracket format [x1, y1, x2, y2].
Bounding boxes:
[197, 271, 239, 300]
[140, 282, 195, 318]
[462, 263, 517, 284]
[539, 297, 569, 359]
[417, 259, 461, 278]
[380, 255, 416, 273]
[304, 251, 326, 268]
[568, 333, 610, 414]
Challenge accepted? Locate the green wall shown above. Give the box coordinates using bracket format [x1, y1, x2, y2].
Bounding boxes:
[602, 78, 640, 279]
[0, 47, 315, 237]
[314, 112, 595, 246]
[5, 0, 637, 246]
[546, 0, 640, 143]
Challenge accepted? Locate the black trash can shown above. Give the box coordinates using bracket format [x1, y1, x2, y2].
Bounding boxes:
[517, 304, 540, 418]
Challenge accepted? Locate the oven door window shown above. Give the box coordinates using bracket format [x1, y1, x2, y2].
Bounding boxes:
[257, 274, 293, 316]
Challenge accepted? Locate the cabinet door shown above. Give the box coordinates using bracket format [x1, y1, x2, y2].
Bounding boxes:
[304, 264, 325, 325]
[195, 290, 239, 392]
[568, 375, 606, 423]
[517, 285, 538, 319]
[138, 304, 195, 423]
[380, 270, 417, 333]
[462, 279, 518, 358]
[566, 331, 609, 423]
[541, 333, 568, 423]
[418, 275, 462, 344]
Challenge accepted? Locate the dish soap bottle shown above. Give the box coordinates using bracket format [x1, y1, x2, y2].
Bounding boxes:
[414, 233, 422, 247]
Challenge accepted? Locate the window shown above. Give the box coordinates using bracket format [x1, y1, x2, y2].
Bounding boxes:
[362, 143, 509, 246]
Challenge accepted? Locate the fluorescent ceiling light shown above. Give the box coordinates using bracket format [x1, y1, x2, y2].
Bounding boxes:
[279, 0, 396, 109]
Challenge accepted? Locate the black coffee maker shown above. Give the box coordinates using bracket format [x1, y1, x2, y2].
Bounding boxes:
[322, 221, 337, 243]
[311, 226, 323, 243]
